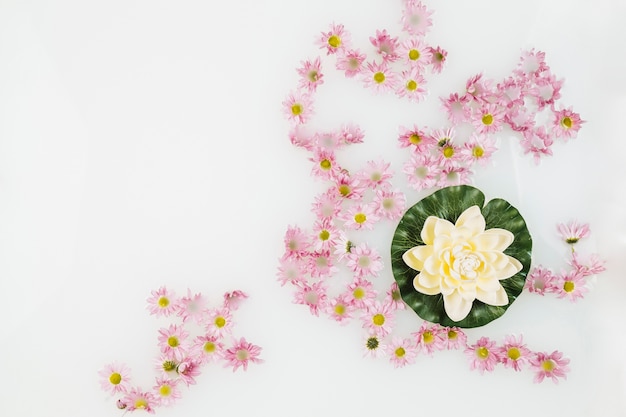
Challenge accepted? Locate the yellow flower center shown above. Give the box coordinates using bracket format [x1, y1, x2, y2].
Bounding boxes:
[158, 297, 169, 308]
[408, 49, 420, 60]
[159, 385, 172, 397]
[542, 360, 555, 372]
[406, 80, 418, 91]
[319, 230, 330, 241]
[435, 52, 444, 61]
[507, 347, 521, 360]
[338, 184, 351, 197]
[320, 159, 331, 170]
[354, 213, 367, 224]
[395, 347, 406, 357]
[328, 35, 341, 48]
[215, 316, 226, 328]
[291, 104, 302, 116]
[167, 336, 179, 348]
[162, 360, 177, 372]
[373, 72, 386, 84]
[134, 398, 148, 409]
[372, 314, 385, 326]
[334, 304, 346, 315]
[236, 349, 249, 361]
[382, 198, 394, 210]
[482, 114, 494, 125]
[561, 116, 572, 129]
[353, 287, 365, 299]
[563, 281, 575, 293]
[308, 71, 318, 82]
[472, 146, 484, 158]
[443, 146, 454, 158]
[447, 330, 457, 340]
[476, 347, 489, 359]
[409, 134, 421, 145]
[423, 331, 434, 344]
[204, 341, 216, 353]
[109, 372, 122, 385]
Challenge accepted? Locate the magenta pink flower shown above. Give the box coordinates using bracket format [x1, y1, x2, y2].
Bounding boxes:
[442, 327, 467, 350]
[297, 57, 324, 92]
[293, 281, 328, 316]
[346, 243, 384, 278]
[153, 377, 181, 407]
[369, 28, 400, 62]
[387, 337, 418, 368]
[318, 23, 351, 55]
[146, 286, 178, 317]
[413, 322, 445, 355]
[282, 90, 314, 124]
[496, 335, 531, 372]
[335, 48, 366, 78]
[361, 301, 395, 337]
[121, 387, 158, 414]
[465, 337, 500, 374]
[373, 188, 406, 221]
[552, 107, 584, 140]
[99, 362, 132, 395]
[530, 351, 570, 383]
[557, 220, 590, 244]
[555, 269, 588, 301]
[224, 338, 263, 372]
[362, 61, 398, 94]
[525, 266, 557, 295]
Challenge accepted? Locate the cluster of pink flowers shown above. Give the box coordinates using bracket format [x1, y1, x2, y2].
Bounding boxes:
[525, 221, 606, 301]
[99, 288, 262, 413]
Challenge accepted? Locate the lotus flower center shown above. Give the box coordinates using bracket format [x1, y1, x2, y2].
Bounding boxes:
[454, 252, 482, 278]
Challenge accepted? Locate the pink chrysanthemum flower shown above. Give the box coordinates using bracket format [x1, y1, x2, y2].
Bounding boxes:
[297, 57, 324, 92]
[311, 218, 341, 252]
[121, 387, 158, 414]
[398, 37, 432, 69]
[496, 76, 525, 107]
[318, 23, 350, 55]
[530, 351, 570, 383]
[288, 125, 314, 150]
[339, 123, 365, 145]
[363, 333, 387, 358]
[146, 286, 177, 317]
[472, 103, 505, 135]
[282, 90, 314, 124]
[529, 72, 563, 110]
[362, 61, 398, 94]
[158, 324, 190, 361]
[224, 337, 263, 372]
[465, 336, 500, 374]
[154, 355, 179, 379]
[341, 202, 380, 231]
[356, 159, 393, 189]
[326, 294, 356, 324]
[441, 92, 471, 123]
[293, 281, 328, 316]
[313, 131, 343, 151]
[396, 68, 428, 102]
[397, 124, 435, 152]
[311, 190, 342, 220]
[153, 377, 181, 407]
[362, 301, 395, 337]
[460, 133, 497, 166]
[223, 290, 248, 310]
[99, 362, 132, 395]
[525, 266, 557, 295]
[570, 252, 606, 277]
[307, 249, 338, 279]
[277, 255, 306, 286]
[414, 322, 446, 355]
[496, 335, 531, 372]
[175, 289, 207, 324]
[520, 126, 554, 163]
[504, 104, 536, 132]
[384, 282, 406, 311]
[192, 335, 224, 365]
[515, 48, 550, 80]
[552, 107, 584, 140]
[370, 29, 400, 62]
[309, 148, 338, 180]
[427, 45, 447, 73]
[403, 152, 440, 191]
[401, 0, 433, 36]
[345, 277, 378, 309]
[437, 165, 472, 188]
[283, 225, 310, 259]
[434, 133, 463, 168]
[176, 358, 202, 386]
[345, 243, 384, 278]
[555, 269, 588, 302]
[387, 337, 418, 368]
[557, 220, 590, 245]
[373, 188, 406, 221]
[336, 48, 366, 78]
[206, 307, 233, 338]
[332, 230, 353, 261]
[465, 73, 494, 103]
[442, 327, 467, 350]
[334, 172, 365, 200]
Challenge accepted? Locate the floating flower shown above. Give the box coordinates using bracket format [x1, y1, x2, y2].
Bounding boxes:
[530, 351, 570, 383]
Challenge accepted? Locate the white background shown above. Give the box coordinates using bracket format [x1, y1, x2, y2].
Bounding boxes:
[1, 0, 626, 416]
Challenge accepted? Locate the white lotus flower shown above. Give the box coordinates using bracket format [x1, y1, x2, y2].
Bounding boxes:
[402, 205, 522, 322]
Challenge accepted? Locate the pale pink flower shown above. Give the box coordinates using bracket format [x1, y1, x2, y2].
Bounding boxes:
[525, 266, 557, 295]
[496, 334, 531, 372]
[427, 45, 447, 73]
[192, 335, 224, 365]
[387, 337, 418, 368]
[158, 324, 190, 361]
[345, 277, 378, 309]
[435, 135, 462, 167]
[465, 73, 494, 103]
[356, 159, 393, 189]
[397, 37, 432, 69]
[403, 152, 440, 190]
[345, 243, 384, 278]
[154, 355, 179, 378]
[206, 307, 233, 338]
[557, 220, 590, 244]
[335, 48, 366, 78]
[414, 322, 445, 355]
[318, 23, 351, 55]
[362, 61, 398, 94]
[530, 351, 570, 383]
[223, 290, 248, 310]
[121, 387, 158, 414]
[397, 124, 435, 151]
[441, 92, 471, 123]
[153, 377, 181, 407]
[460, 133, 497, 166]
[496, 76, 525, 107]
[99, 362, 132, 395]
[369, 29, 400, 62]
[570, 252, 606, 277]
[401, 0, 433, 36]
[283, 225, 310, 259]
[311, 218, 341, 252]
[326, 294, 356, 324]
[293, 281, 328, 316]
[437, 165, 472, 188]
[282, 90, 314, 124]
[529, 72, 563, 110]
[341, 202, 380, 231]
[520, 126, 554, 163]
[175, 289, 207, 324]
[311, 190, 342, 220]
[334, 172, 365, 200]
[384, 282, 406, 311]
[363, 334, 387, 358]
[555, 269, 588, 301]
[276, 255, 306, 286]
[361, 301, 395, 337]
[313, 131, 342, 150]
[309, 148, 338, 180]
[146, 286, 177, 317]
[396, 68, 428, 102]
[373, 188, 406, 221]
[442, 327, 467, 350]
[307, 249, 338, 279]
[552, 107, 584, 140]
[296, 57, 324, 92]
[223, 337, 263, 372]
[177, 358, 202, 386]
[472, 103, 505, 135]
[515, 49, 550, 80]
[332, 230, 354, 261]
[465, 336, 500, 374]
[504, 104, 536, 132]
[339, 123, 365, 145]
[288, 125, 314, 150]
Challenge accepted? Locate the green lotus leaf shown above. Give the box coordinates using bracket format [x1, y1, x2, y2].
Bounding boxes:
[391, 185, 532, 328]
